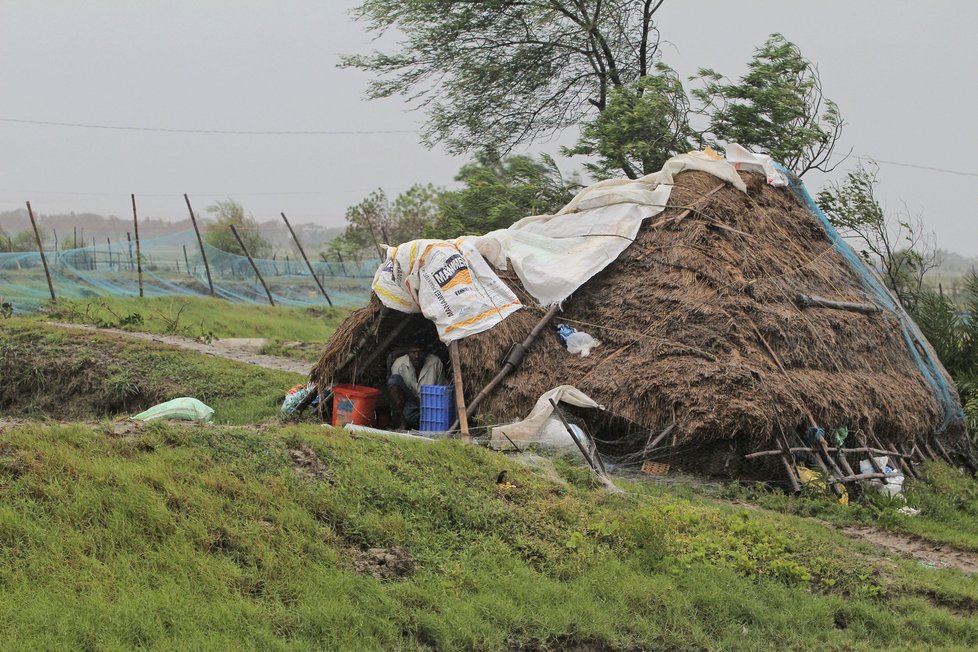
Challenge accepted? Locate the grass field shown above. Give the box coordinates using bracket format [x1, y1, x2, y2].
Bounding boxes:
[0, 421, 976, 651]
[35, 296, 350, 355]
[2, 301, 978, 650]
[0, 319, 306, 424]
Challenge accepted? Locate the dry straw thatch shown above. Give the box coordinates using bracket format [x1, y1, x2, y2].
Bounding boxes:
[311, 170, 966, 462]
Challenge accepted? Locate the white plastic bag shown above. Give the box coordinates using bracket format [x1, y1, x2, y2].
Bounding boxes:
[859, 456, 905, 497]
[565, 331, 600, 357]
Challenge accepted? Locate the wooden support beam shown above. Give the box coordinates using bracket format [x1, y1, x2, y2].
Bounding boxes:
[643, 423, 676, 454]
[451, 304, 561, 430]
[448, 341, 470, 442]
[550, 398, 600, 475]
[776, 433, 801, 495]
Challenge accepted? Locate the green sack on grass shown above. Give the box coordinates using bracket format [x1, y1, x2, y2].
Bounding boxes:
[132, 397, 214, 423]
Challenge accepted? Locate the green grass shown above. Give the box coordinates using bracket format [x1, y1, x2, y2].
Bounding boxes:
[0, 319, 305, 424]
[0, 421, 975, 650]
[34, 295, 349, 344]
[707, 462, 978, 554]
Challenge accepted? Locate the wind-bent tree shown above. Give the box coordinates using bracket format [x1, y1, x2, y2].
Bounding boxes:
[341, 184, 443, 255]
[563, 63, 698, 179]
[693, 34, 845, 176]
[204, 199, 272, 259]
[817, 162, 936, 311]
[432, 153, 578, 238]
[342, 0, 668, 158]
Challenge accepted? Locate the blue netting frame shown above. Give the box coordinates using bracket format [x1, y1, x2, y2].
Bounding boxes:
[0, 229, 378, 314]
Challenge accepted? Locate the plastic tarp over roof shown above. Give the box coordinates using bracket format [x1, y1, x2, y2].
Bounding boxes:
[371, 150, 759, 341]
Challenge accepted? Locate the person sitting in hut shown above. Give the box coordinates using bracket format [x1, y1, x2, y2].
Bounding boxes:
[387, 341, 446, 429]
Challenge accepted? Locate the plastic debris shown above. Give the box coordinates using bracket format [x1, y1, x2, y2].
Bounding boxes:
[565, 331, 601, 357]
[132, 397, 214, 423]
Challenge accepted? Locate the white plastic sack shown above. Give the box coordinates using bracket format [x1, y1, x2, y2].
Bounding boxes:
[490, 385, 603, 450]
[859, 456, 905, 497]
[372, 238, 522, 342]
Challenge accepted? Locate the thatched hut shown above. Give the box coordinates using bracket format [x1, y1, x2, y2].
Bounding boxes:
[311, 161, 970, 478]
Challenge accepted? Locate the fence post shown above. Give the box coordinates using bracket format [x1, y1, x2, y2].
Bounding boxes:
[229, 224, 274, 306]
[26, 201, 56, 302]
[183, 194, 215, 298]
[280, 212, 332, 306]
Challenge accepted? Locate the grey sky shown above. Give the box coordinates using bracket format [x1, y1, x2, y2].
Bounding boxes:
[2, 1, 976, 254]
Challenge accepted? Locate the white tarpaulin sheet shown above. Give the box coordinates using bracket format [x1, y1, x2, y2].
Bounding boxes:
[372, 238, 522, 342]
[470, 151, 748, 306]
[489, 385, 603, 450]
[371, 146, 769, 337]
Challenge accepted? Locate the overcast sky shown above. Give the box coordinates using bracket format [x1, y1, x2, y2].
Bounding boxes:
[2, 1, 976, 254]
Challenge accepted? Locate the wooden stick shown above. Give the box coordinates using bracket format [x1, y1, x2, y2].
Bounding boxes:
[130, 195, 144, 297]
[894, 444, 919, 480]
[184, 194, 215, 298]
[643, 423, 676, 453]
[449, 341, 470, 442]
[869, 433, 915, 480]
[281, 212, 333, 306]
[776, 434, 801, 494]
[25, 201, 56, 302]
[549, 398, 599, 474]
[452, 304, 561, 429]
[182, 244, 191, 276]
[745, 446, 912, 460]
[796, 294, 879, 314]
[229, 224, 274, 305]
[931, 436, 955, 465]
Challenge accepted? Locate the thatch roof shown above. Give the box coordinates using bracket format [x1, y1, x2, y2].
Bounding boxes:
[311, 170, 967, 462]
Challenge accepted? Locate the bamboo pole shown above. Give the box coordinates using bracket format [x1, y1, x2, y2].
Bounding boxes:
[25, 201, 56, 302]
[281, 212, 333, 306]
[643, 423, 676, 454]
[183, 194, 215, 297]
[452, 304, 561, 430]
[229, 224, 274, 306]
[92, 237, 97, 270]
[182, 244, 191, 275]
[776, 432, 802, 494]
[549, 398, 599, 474]
[448, 341, 470, 442]
[796, 294, 879, 314]
[131, 195, 144, 297]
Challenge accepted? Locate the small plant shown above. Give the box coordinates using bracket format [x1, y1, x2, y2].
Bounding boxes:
[0, 301, 12, 319]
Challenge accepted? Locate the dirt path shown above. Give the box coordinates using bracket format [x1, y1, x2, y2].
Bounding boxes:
[843, 526, 978, 574]
[45, 322, 312, 375]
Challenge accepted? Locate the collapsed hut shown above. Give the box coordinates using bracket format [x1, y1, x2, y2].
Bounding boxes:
[310, 151, 972, 482]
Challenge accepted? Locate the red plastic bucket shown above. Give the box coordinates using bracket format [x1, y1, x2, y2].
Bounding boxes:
[332, 384, 381, 427]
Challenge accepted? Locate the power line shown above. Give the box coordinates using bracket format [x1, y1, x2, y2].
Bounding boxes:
[0, 117, 417, 136]
[850, 154, 978, 179]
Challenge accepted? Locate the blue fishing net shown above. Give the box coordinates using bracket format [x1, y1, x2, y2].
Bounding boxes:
[0, 229, 377, 313]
